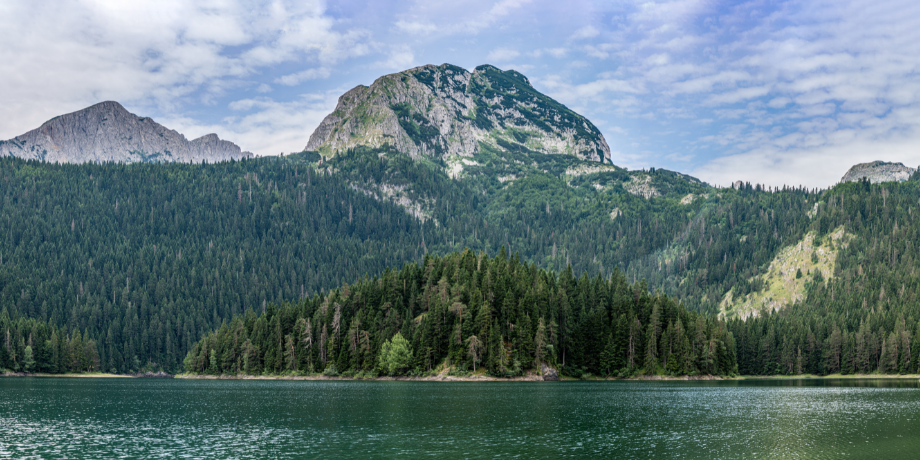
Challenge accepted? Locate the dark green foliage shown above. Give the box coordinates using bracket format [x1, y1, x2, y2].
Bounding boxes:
[0, 154, 437, 373]
[730, 179, 920, 375]
[627, 183, 821, 313]
[184, 249, 737, 377]
[0, 312, 102, 374]
[0, 148, 712, 374]
[7, 138, 919, 379]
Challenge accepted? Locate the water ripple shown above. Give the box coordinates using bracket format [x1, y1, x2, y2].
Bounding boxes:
[1, 378, 920, 459]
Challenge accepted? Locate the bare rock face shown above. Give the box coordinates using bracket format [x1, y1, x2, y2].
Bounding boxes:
[0, 101, 253, 164]
[841, 161, 916, 184]
[305, 64, 611, 164]
[540, 363, 559, 381]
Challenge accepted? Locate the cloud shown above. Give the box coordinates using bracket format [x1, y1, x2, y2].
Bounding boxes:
[275, 68, 331, 86]
[394, 20, 438, 35]
[165, 90, 344, 156]
[767, 97, 791, 109]
[571, 25, 599, 40]
[540, 75, 644, 103]
[692, 132, 920, 189]
[704, 86, 772, 106]
[2, 0, 918, 189]
[390, 0, 533, 36]
[487, 47, 520, 62]
[0, 0, 370, 139]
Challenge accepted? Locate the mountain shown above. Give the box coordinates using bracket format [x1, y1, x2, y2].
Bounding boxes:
[840, 161, 916, 183]
[3, 66, 920, 378]
[305, 64, 611, 167]
[0, 101, 253, 164]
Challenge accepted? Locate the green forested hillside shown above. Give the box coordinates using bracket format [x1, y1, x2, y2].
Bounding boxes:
[730, 178, 920, 375]
[0, 154, 435, 373]
[0, 148, 711, 373]
[183, 249, 737, 377]
[3, 145, 920, 377]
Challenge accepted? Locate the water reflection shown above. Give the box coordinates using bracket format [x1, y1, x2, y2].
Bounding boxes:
[1, 378, 920, 459]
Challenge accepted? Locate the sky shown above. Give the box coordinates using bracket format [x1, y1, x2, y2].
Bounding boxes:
[1, 0, 918, 188]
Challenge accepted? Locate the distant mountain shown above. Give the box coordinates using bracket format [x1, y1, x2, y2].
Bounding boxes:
[0, 101, 253, 163]
[305, 64, 611, 166]
[840, 161, 916, 183]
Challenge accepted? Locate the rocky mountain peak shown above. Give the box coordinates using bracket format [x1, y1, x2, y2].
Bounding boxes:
[304, 63, 611, 167]
[0, 101, 253, 164]
[841, 161, 916, 184]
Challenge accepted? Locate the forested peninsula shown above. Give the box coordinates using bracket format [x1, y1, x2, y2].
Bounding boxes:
[182, 249, 737, 379]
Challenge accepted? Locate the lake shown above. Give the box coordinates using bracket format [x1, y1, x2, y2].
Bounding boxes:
[1, 378, 919, 458]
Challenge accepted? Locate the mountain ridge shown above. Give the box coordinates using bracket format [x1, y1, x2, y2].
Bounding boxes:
[0, 101, 253, 164]
[840, 161, 916, 184]
[304, 63, 611, 167]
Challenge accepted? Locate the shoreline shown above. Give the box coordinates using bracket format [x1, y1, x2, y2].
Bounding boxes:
[1, 372, 134, 378]
[6, 371, 920, 381]
[0, 371, 173, 379]
[733, 373, 920, 380]
[174, 373, 728, 382]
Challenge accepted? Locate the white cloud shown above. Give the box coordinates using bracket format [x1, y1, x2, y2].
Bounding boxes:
[487, 47, 520, 62]
[390, 0, 533, 36]
[704, 86, 772, 106]
[0, 0, 370, 139]
[571, 25, 600, 40]
[165, 90, 344, 156]
[545, 47, 568, 58]
[275, 68, 331, 86]
[692, 132, 920, 189]
[394, 20, 438, 35]
[2, 0, 919, 189]
[767, 97, 791, 109]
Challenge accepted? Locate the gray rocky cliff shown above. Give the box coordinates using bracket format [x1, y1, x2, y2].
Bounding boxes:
[0, 101, 253, 163]
[305, 64, 611, 165]
[841, 161, 916, 184]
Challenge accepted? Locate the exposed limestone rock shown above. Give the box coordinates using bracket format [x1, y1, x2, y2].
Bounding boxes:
[350, 181, 436, 224]
[540, 363, 559, 381]
[719, 227, 852, 320]
[305, 64, 611, 167]
[625, 175, 660, 199]
[0, 101, 253, 164]
[565, 163, 618, 177]
[680, 193, 695, 205]
[841, 161, 915, 183]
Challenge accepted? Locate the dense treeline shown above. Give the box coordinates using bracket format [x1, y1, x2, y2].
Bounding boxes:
[729, 178, 920, 375]
[184, 249, 738, 377]
[0, 313, 101, 373]
[0, 154, 437, 372]
[4, 143, 917, 377]
[0, 148, 719, 373]
[625, 183, 821, 312]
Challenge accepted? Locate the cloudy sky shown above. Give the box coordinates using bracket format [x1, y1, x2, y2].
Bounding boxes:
[1, 0, 917, 187]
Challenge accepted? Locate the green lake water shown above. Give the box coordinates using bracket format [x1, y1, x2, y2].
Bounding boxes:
[2, 378, 920, 459]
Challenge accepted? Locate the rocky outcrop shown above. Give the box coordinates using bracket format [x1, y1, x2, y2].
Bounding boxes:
[135, 371, 174, 378]
[841, 161, 916, 184]
[540, 363, 559, 381]
[305, 64, 611, 165]
[0, 101, 253, 164]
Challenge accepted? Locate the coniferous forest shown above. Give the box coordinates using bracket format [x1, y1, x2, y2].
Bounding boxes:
[2, 147, 920, 377]
[183, 249, 737, 378]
